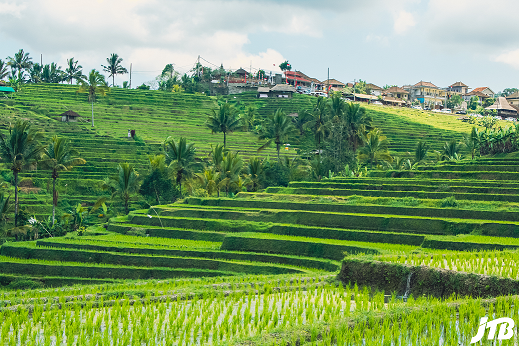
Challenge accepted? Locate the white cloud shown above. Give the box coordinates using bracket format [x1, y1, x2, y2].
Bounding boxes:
[393, 11, 416, 34]
[494, 49, 519, 69]
[0, 2, 26, 17]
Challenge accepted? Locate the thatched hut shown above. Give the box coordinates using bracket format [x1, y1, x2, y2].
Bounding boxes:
[60, 110, 81, 122]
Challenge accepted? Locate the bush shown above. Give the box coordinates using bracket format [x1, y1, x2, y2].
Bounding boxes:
[7, 279, 43, 290]
[263, 161, 290, 187]
[441, 196, 458, 208]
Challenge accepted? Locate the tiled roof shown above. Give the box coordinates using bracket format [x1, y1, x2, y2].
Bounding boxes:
[384, 86, 409, 94]
[450, 81, 468, 87]
[366, 83, 382, 90]
[486, 97, 517, 112]
[413, 81, 438, 88]
[323, 79, 345, 86]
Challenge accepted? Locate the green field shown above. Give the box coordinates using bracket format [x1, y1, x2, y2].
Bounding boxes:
[1, 84, 518, 344]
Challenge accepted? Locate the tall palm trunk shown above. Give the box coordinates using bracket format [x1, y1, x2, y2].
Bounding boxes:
[223, 132, 227, 148]
[276, 142, 281, 162]
[52, 170, 58, 226]
[91, 101, 94, 127]
[113, 75, 115, 88]
[13, 171, 18, 227]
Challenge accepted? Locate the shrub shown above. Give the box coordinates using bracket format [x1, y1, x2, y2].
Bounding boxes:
[127, 227, 147, 237]
[441, 196, 458, 208]
[7, 279, 43, 290]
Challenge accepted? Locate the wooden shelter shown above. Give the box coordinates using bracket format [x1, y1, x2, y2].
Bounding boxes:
[486, 97, 518, 118]
[60, 110, 81, 122]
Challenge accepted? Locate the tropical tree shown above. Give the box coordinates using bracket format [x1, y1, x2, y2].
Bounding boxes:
[244, 157, 264, 192]
[258, 109, 298, 161]
[279, 61, 292, 72]
[344, 102, 372, 151]
[220, 151, 244, 196]
[243, 105, 257, 131]
[306, 97, 328, 155]
[139, 154, 177, 204]
[0, 193, 11, 229]
[28, 63, 42, 83]
[414, 141, 429, 164]
[40, 136, 86, 225]
[440, 140, 463, 161]
[163, 136, 199, 194]
[102, 163, 139, 214]
[7, 49, 33, 77]
[102, 53, 128, 87]
[41, 63, 64, 83]
[292, 109, 311, 135]
[0, 59, 8, 80]
[65, 57, 84, 84]
[0, 120, 45, 226]
[357, 128, 393, 168]
[77, 69, 109, 126]
[206, 103, 242, 148]
[462, 128, 479, 160]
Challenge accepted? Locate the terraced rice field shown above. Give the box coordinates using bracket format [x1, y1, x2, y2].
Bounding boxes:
[3, 84, 519, 344]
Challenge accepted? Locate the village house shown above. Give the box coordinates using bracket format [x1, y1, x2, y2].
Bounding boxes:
[322, 79, 346, 92]
[447, 82, 469, 94]
[257, 84, 296, 98]
[463, 89, 492, 104]
[506, 91, 519, 108]
[283, 71, 312, 88]
[406, 81, 446, 107]
[383, 86, 409, 102]
[366, 83, 383, 96]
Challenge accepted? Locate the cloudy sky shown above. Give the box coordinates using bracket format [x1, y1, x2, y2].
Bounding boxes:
[1, 0, 519, 92]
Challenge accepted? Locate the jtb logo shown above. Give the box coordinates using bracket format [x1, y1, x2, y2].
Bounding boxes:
[471, 317, 515, 343]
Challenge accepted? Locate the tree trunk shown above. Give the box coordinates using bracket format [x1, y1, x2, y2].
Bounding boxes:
[14, 171, 18, 227]
[113, 75, 115, 88]
[91, 101, 94, 127]
[223, 132, 227, 148]
[276, 142, 281, 162]
[52, 176, 57, 226]
[125, 198, 129, 215]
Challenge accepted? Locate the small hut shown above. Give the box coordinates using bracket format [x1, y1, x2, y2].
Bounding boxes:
[270, 84, 296, 98]
[486, 97, 518, 118]
[60, 110, 81, 122]
[0, 85, 15, 98]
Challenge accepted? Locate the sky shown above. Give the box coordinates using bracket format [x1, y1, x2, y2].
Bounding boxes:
[1, 0, 519, 92]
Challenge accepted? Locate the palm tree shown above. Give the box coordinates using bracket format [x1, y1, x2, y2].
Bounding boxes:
[243, 105, 257, 131]
[206, 103, 242, 148]
[220, 151, 244, 196]
[345, 102, 372, 151]
[258, 109, 298, 161]
[163, 136, 199, 195]
[28, 63, 42, 83]
[245, 157, 264, 192]
[414, 141, 429, 164]
[292, 109, 311, 135]
[306, 97, 328, 155]
[0, 193, 11, 230]
[102, 163, 139, 214]
[357, 128, 393, 168]
[102, 53, 128, 87]
[41, 63, 64, 83]
[7, 49, 33, 77]
[77, 69, 109, 127]
[328, 94, 346, 119]
[208, 143, 229, 172]
[0, 59, 8, 80]
[40, 136, 86, 225]
[0, 120, 44, 226]
[65, 58, 84, 84]
[441, 140, 463, 161]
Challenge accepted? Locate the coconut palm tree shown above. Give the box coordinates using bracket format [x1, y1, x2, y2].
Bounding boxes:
[7, 49, 33, 77]
[41, 63, 65, 83]
[306, 97, 328, 155]
[345, 102, 372, 151]
[206, 103, 242, 148]
[40, 136, 86, 225]
[244, 157, 264, 192]
[0, 59, 8, 80]
[65, 58, 84, 84]
[414, 141, 429, 164]
[102, 53, 128, 87]
[220, 151, 244, 196]
[102, 163, 139, 215]
[163, 136, 200, 195]
[258, 109, 298, 161]
[77, 69, 109, 127]
[441, 140, 463, 161]
[28, 63, 42, 83]
[292, 109, 311, 135]
[0, 120, 45, 226]
[357, 128, 393, 168]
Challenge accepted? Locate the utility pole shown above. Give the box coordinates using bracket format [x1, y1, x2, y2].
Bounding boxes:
[353, 79, 356, 102]
[40, 54, 42, 66]
[129, 63, 132, 88]
[327, 68, 329, 97]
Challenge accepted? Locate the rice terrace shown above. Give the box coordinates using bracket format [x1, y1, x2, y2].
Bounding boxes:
[2, 46, 519, 345]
